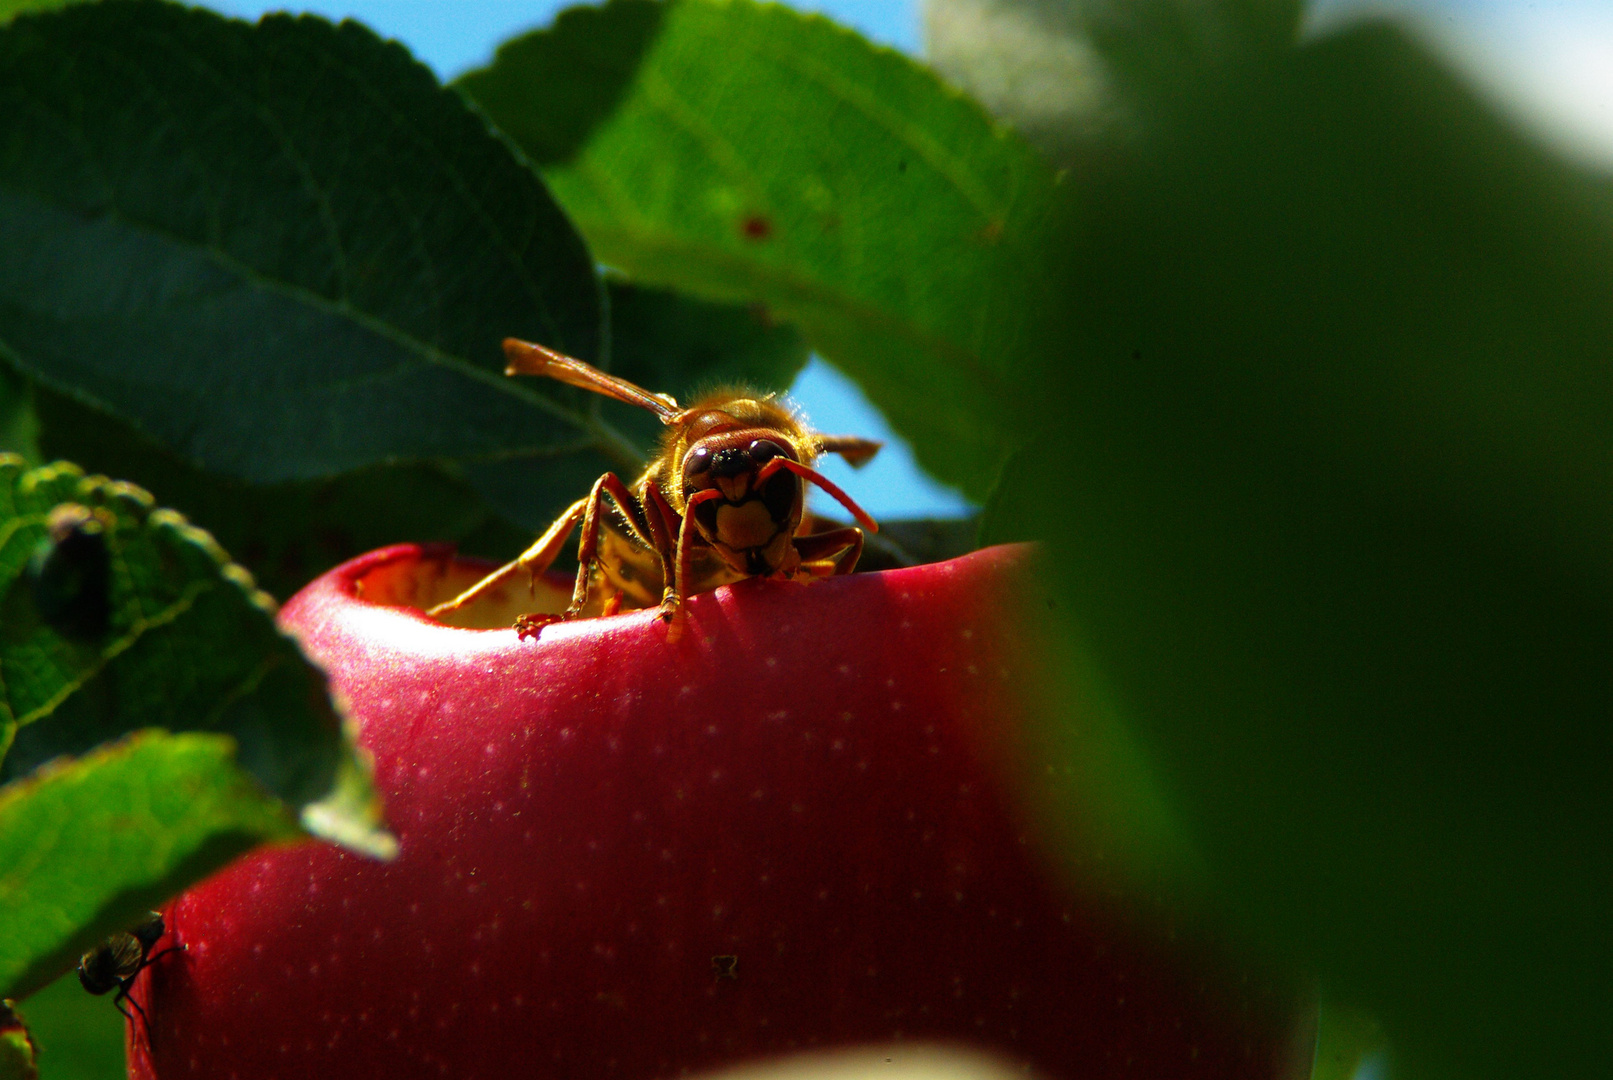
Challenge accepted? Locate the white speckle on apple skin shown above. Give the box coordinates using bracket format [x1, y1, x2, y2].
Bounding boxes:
[138, 543, 1303, 1080]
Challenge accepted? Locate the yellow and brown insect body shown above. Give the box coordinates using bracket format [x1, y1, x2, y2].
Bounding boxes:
[429, 339, 881, 639]
[78, 911, 183, 1034]
[676, 415, 808, 578]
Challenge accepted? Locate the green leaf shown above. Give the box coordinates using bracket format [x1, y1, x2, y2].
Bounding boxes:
[1310, 1000, 1388, 1080]
[857, 516, 980, 572]
[32, 386, 533, 600]
[0, 365, 37, 465]
[0, 2, 622, 484]
[458, 0, 1063, 498]
[0, 456, 393, 856]
[3, 976, 117, 1080]
[0, 450, 385, 998]
[28, 278, 811, 578]
[441, 276, 819, 537]
[607, 278, 809, 402]
[594, 277, 810, 454]
[974, 9, 1613, 1080]
[0, 0, 75, 26]
[0, 730, 299, 1000]
[0, 3, 845, 577]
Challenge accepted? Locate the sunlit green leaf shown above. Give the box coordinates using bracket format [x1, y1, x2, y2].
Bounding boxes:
[607, 278, 809, 403]
[459, 0, 1063, 499]
[0, 731, 298, 1000]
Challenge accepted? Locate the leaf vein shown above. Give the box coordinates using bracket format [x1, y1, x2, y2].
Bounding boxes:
[302, 30, 564, 342]
[637, 67, 767, 205]
[740, 37, 1008, 222]
[15, 579, 214, 728]
[572, 219, 995, 385]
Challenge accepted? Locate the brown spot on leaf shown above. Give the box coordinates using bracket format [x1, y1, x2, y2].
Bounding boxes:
[740, 215, 772, 241]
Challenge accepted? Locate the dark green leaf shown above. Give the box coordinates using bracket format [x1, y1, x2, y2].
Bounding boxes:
[1310, 1000, 1388, 1080]
[594, 277, 810, 455]
[32, 386, 533, 599]
[5, 974, 118, 1080]
[607, 278, 809, 402]
[459, 0, 1063, 499]
[0, 2, 623, 483]
[9, 976, 118, 1080]
[0, 730, 299, 1000]
[27, 279, 811, 574]
[0, 2, 847, 584]
[0, 365, 36, 465]
[974, 10, 1613, 1080]
[458, 0, 666, 166]
[856, 516, 980, 572]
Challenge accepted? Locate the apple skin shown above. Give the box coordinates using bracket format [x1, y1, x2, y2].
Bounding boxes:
[130, 543, 1303, 1080]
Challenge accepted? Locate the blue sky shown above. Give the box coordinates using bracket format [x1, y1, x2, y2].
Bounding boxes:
[196, 0, 1612, 520]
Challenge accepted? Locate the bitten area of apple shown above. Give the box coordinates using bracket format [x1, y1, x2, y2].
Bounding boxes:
[130, 543, 1308, 1080]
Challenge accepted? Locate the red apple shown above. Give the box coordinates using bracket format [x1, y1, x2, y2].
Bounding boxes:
[129, 544, 1304, 1080]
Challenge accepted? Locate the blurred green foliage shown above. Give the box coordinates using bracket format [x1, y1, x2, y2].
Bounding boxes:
[1311, 999, 1389, 1080]
[10, 976, 120, 1080]
[0, 0, 75, 23]
[0, 1, 1607, 1077]
[982, 10, 1613, 1079]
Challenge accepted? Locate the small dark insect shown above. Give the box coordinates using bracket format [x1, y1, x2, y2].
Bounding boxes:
[78, 912, 183, 1034]
[712, 954, 739, 980]
[27, 503, 111, 639]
